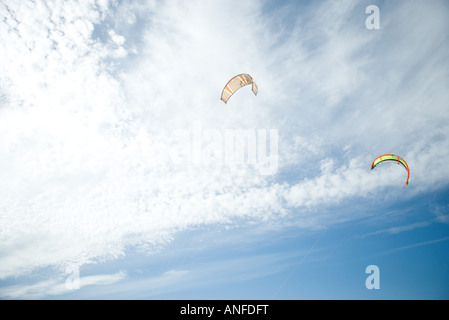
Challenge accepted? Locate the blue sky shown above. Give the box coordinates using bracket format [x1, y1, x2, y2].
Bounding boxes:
[0, 0, 448, 300]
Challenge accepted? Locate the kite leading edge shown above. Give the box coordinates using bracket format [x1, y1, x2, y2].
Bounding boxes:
[371, 154, 410, 187]
[221, 73, 258, 104]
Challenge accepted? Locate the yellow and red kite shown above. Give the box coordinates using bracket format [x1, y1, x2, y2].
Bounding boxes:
[371, 154, 410, 187]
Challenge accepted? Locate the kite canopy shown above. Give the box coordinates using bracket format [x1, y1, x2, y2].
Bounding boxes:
[221, 74, 258, 104]
[371, 154, 410, 187]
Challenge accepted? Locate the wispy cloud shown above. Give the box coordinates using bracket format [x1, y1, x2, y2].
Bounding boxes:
[74, 252, 299, 299]
[0, 270, 126, 299]
[0, 0, 448, 294]
[369, 237, 449, 259]
[361, 221, 432, 238]
[431, 204, 449, 224]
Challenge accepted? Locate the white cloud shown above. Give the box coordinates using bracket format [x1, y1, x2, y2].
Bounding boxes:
[361, 221, 432, 238]
[81, 252, 293, 299]
[0, 270, 126, 299]
[0, 0, 448, 294]
[431, 204, 449, 224]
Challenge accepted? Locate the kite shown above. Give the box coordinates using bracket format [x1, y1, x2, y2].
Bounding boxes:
[370, 154, 410, 187]
[221, 73, 258, 104]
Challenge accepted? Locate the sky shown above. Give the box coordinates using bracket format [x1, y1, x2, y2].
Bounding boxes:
[0, 0, 448, 300]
